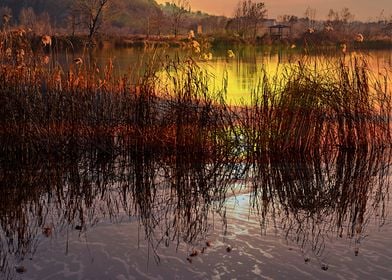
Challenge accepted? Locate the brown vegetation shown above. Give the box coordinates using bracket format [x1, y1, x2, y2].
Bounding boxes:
[1, 30, 392, 164]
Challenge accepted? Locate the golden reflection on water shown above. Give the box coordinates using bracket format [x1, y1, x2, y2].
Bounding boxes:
[2, 44, 392, 278]
[199, 54, 283, 104]
[87, 47, 392, 105]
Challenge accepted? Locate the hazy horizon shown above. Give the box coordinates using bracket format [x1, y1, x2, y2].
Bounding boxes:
[157, 0, 392, 21]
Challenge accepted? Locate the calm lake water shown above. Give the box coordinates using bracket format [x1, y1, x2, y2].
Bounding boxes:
[1, 47, 392, 279]
[1, 150, 391, 279]
[76, 46, 392, 104]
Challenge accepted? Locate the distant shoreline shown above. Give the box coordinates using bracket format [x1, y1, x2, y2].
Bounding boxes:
[4, 32, 391, 52]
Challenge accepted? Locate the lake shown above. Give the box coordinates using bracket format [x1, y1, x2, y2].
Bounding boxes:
[1, 149, 391, 279]
[73, 46, 392, 104]
[1, 46, 392, 280]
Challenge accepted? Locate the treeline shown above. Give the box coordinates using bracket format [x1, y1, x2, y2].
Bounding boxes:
[0, 0, 161, 34]
[0, 0, 227, 36]
[0, 1, 391, 46]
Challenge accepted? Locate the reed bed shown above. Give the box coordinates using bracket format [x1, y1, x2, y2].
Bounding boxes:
[0, 32, 235, 163]
[236, 55, 392, 160]
[1, 32, 392, 163]
[2, 31, 392, 279]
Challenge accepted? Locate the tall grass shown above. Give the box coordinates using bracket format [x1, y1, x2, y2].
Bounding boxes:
[0, 33, 234, 163]
[237, 55, 392, 158]
[1, 31, 392, 162]
[1, 31, 392, 279]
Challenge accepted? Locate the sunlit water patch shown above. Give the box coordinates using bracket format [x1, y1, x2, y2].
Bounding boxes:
[59, 47, 392, 105]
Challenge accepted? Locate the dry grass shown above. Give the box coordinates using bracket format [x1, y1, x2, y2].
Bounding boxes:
[235, 55, 392, 159]
[1, 27, 392, 280]
[1, 31, 392, 163]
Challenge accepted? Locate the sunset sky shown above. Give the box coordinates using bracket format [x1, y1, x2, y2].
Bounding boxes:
[156, 0, 392, 21]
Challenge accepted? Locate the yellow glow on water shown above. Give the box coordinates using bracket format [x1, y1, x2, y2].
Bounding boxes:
[199, 56, 283, 104]
[91, 48, 392, 105]
[206, 49, 392, 105]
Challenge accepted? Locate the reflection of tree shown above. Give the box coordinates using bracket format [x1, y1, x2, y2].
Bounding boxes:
[250, 149, 390, 266]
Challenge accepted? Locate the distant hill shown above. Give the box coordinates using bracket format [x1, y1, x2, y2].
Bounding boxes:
[0, 0, 162, 33]
[0, 0, 229, 36]
[108, 0, 162, 33]
[1, 0, 72, 23]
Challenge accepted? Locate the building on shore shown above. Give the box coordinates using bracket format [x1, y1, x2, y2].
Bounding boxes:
[269, 24, 291, 40]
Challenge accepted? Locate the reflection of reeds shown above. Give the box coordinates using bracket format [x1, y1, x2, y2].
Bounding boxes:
[250, 148, 391, 266]
[1, 146, 390, 277]
[1, 32, 392, 278]
[0, 146, 235, 277]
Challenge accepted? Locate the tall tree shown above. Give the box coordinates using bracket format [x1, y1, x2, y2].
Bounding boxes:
[19, 7, 37, 30]
[304, 6, 316, 29]
[72, 0, 110, 44]
[1, 6, 12, 31]
[149, 7, 164, 37]
[326, 7, 354, 33]
[234, 0, 267, 39]
[167, 0, 190, 37]
[340, 7, 354, 24]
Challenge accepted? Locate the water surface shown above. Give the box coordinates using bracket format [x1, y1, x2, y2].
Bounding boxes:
[1, 46, 392, 279]
[78, 47, 392, 104]
[1, 149, 391, 279]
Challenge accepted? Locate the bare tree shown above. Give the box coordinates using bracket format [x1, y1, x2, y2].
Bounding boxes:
[278, 15, 298, 24]
[37, 12, 52, 35]
[304, 6, 316, 29]
[167, 0, 190, 37]
[145, 5, 163, 38]
[326, 9, 339, 30]
[149, 8, 164, 37]
[18, 7, 52, 35]
[72, 0, 110, 44]
[1, 6, 12, 31]
[340, 7, 354, 35]
[326, 7, 354, 34]
[19, 7, 37, 31]
[234, 0, 267, 39]
[340, 7, 354, 24]
[327, 9, 338, 23]
[67, 6, 83, 37]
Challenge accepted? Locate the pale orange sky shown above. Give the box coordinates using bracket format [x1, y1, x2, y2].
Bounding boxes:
[157, 0, 392, 21]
